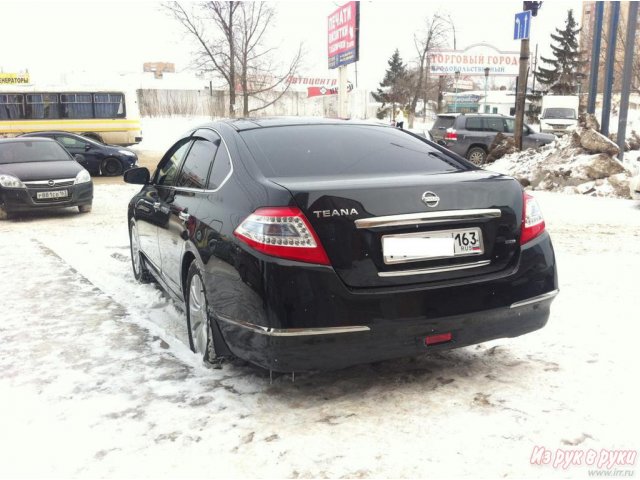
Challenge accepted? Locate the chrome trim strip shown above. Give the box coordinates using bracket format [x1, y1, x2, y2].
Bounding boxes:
[24, 177, 75, 185]
[216, 315, 370, 336]
[509, 290, 559, 309]
[355, 209, 502, 229]
[378, 259, 491, 277]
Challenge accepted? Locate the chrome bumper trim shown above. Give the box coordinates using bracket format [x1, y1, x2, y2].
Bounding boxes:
[509, 289, 559, 309]
[378, 259, 491, 277]
[217, 315, 370, 336]
[355, 209, 502, 229]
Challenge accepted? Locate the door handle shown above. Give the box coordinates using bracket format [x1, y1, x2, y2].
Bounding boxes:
[178, 211, 191, 222]
[153, 202, 161, 210]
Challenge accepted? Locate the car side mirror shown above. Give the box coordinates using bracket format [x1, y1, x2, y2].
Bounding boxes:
[124, 167, 150, 185]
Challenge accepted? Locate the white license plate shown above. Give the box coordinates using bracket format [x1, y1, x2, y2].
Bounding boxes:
[36, 190, 68, 200]
[382, 228, 483, 264]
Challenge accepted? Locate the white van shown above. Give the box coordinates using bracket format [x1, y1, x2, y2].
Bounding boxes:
[539, 95, 579, 135]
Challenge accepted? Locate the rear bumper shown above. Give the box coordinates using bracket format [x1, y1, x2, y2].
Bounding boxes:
[210, 231, 558, 371]
[0, 182, 93, 213]
[217, 290, 557, 372]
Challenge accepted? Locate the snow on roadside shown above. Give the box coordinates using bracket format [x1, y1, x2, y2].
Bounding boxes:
[1, 183, 639, 478]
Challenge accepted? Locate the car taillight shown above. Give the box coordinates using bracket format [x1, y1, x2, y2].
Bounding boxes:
[520, 192, 546, 245]
[444, 129, 457, 140]
[234, 206, 331, 265]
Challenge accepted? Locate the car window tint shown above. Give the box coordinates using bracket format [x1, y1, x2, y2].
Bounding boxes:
[176, 139, 217, 189]
[483, 117, 503, 132]
[433, 116, 455, 129]
[207, 143, 231, 190]
[156, 139, 192, 187]
[504, 119, 515, 133]
[241, 125, 464, 178]
[465, 117, 483, 131]
[56, 136, 87, 149]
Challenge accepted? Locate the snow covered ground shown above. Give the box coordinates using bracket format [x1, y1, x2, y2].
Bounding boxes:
[1, 184, 639, 479]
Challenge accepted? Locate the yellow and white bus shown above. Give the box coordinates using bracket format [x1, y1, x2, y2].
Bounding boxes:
[0, 86, 142, 146]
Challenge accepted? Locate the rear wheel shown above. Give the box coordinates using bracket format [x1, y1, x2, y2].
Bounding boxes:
[0, 205, 10, 220]
[466, 147, 487, 165]
[130, 221, 152, 283]
[186, 261, 219, 365]
[78, 204, 92, 213]
[102, 157, 123, 176]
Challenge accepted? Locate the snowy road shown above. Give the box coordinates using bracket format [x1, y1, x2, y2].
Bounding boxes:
[1, 183, 639, 478]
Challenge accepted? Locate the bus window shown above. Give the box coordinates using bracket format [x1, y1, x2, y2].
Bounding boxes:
[60, 93, 93, 119]
[94, 93, 125, 118]
[26, 93, 59, 119]
[0, 94, 24, 119]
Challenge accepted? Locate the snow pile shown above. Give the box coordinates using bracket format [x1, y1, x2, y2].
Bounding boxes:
[487, 116, 638, 199]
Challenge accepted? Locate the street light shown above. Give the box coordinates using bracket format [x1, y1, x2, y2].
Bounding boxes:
[484, 67, 490, 113]
[454, 70, 460, 113]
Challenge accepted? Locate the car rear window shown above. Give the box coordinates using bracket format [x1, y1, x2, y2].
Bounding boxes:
[433, 116, 456, 130]
[0, 141, 70, 164]
[240, 125, 464, 178]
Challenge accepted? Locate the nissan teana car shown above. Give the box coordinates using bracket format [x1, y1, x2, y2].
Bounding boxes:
[125, 118, 558, 372]
[0, 138, 93, 219]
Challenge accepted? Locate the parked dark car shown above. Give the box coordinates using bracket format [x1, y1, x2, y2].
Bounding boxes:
[125, 118, 558, 373]
[0, 138, 93, 219]
[429, 113, 556, 164]
[19, 131, 137, 176]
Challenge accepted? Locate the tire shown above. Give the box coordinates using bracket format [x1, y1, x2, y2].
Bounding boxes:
[185, 261, 219, 365]
[0, 206, 10, 220]
[129, 220, 153, 283]
[101, 157, 123, 177]
[78, 204, 92, 213]
[466, 147, 487, 165]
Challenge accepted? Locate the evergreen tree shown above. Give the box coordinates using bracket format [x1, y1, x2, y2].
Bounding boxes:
[373, 49, 411, 119]
[535, 9, 583, 95]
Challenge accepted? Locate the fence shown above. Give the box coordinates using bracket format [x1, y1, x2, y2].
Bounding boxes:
[137, 88, 378, 119]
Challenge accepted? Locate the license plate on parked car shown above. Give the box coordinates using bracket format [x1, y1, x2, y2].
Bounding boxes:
[36, 190, 68, 200]
[382, 227, 483, 264]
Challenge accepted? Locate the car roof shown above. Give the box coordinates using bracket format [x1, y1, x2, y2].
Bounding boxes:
[219, 117, 389, 132]
[0, 137, 56, 144]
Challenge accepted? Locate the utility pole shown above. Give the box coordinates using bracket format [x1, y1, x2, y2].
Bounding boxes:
[616, 1, 639, 160]
[587, 2, 605, 114]
[601, 1, 620, 136]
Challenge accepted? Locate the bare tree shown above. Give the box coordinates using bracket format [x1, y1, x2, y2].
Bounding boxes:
[164, 1, 239, 116]
[164, 2, 302, 117]
[234, 2, 302, 115]
[408, 14, 453, 128]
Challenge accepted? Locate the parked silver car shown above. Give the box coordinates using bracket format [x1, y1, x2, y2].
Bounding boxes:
[429, 114, 556, 164]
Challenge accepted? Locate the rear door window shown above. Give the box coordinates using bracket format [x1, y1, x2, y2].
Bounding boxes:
[483, 117, 504, 132]
[465, 117, 483, 131]
[241, 125, 465, 178]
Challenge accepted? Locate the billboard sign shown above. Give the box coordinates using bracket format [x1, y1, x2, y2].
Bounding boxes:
[0, 72, 30, 85]
[308, 82, 353, 98]
[429, 43, 520, 76]
[327, 1, 359, 69]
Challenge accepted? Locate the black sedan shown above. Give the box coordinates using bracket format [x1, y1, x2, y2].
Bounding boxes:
[20, 131, 137, 176]
[0, 138, 93, 219]
[125, 118, 558, 373]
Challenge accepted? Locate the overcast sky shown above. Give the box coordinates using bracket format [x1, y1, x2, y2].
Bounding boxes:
[0, 0, 582, 89]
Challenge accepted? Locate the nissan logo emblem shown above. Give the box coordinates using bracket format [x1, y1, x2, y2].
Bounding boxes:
[421, 191, 440, 207]
[48, 180, 55, 187]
